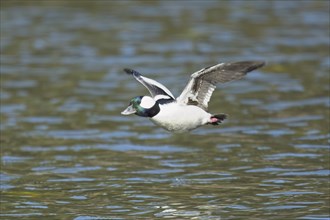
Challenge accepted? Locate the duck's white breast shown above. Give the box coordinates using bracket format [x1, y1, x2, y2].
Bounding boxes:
[150, 102, 211, 132]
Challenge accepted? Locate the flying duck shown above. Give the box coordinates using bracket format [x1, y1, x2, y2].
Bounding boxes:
[121, 61, 265, 133]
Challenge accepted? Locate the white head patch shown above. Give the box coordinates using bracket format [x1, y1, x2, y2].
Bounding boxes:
[140, 96, 156, 109]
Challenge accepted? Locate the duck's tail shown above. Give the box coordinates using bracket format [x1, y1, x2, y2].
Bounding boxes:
[209, 114, 227, 125]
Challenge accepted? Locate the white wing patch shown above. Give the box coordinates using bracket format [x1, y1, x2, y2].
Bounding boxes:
[124, 68, 176, 100]
[188, 80, 216, 110]
[140, 76, 175, 99]
[154, 94, 173, 101]
[199, 82, 216, 108]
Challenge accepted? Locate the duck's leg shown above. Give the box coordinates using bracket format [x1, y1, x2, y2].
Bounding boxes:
[209, 114, 227, 125]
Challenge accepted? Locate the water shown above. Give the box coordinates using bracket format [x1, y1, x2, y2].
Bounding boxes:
[1, 1, 329, 219]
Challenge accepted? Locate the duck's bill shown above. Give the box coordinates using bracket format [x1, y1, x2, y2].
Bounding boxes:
[121, 104, 136, 115]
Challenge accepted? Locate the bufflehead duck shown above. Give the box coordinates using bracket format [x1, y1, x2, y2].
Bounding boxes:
[121, 61, 265, 133]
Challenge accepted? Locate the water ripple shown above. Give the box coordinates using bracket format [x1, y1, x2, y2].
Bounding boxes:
[262, 97, 329, 112]
[265, 153, 321, 160]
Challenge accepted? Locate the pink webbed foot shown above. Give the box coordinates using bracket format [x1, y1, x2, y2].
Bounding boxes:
[209, 114, 227, 125]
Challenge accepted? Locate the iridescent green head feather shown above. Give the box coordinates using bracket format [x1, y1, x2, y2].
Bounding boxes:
[121, 96, 160, 118]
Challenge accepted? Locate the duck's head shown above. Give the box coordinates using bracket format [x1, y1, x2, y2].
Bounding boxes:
[121, 96, 160, 117]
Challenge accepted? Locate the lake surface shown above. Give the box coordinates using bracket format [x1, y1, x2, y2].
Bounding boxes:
[1, 1, 329, 219]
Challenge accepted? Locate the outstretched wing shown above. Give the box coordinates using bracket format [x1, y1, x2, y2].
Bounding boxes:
[176, 61, 265, 110]
[124, 68, 175, 100]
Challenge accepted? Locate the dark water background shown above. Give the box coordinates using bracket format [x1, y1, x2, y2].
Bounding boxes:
[1, 1, 329, 219]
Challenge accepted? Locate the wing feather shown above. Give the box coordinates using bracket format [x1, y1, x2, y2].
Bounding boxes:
[124, 68, 175, 100]
[177, 61, 265, 110]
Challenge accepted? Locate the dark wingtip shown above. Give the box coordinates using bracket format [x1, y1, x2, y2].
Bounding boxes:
[123, 68, 141, 77]
[225, 61, 265, 74]
[245, 61, 265, 72]
[253, 61, 266, 68]
[240, 60, 265, 67]
[123, 68, 133, 74]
